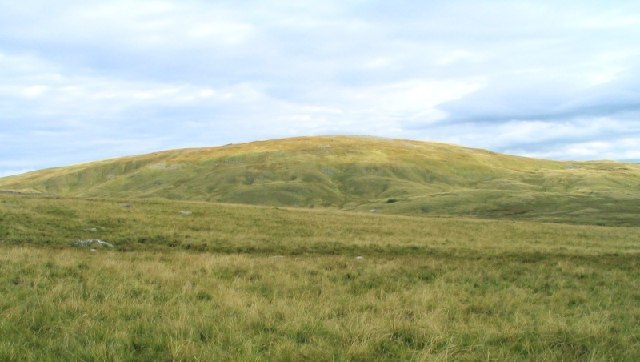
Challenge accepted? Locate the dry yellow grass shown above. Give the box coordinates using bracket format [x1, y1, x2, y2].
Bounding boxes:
[1, 194, 639, 360]
[1, 246, 638, 360]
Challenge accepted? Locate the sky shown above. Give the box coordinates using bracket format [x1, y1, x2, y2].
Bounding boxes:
[1, 0, 640, 176]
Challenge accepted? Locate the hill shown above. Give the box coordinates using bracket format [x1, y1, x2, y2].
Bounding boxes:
[2, 135, 640, 225]
[2, 139, 640, 360]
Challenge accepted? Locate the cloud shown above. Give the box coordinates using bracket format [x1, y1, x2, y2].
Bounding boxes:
[507, 137, 640, 161]
[1, 0, 640, 174]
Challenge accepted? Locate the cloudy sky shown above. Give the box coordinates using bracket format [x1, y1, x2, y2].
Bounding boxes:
[2, 0, 640, 175]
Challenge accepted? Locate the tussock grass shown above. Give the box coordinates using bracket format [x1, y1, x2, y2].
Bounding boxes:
[1, 194, 639, 360]
[1, 248, 638, 360]
[2, 194, 639, 255]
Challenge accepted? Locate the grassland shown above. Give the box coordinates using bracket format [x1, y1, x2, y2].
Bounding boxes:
[2, 136, 640, 226]
[1, 194, 639, 360]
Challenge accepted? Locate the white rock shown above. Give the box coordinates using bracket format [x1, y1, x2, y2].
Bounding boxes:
[73, 239, 114, 248]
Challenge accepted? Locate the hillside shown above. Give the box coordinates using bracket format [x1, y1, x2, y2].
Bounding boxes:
[2, 135, 640, 225]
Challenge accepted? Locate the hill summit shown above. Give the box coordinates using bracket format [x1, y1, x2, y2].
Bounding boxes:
[2, 135, 640, 225]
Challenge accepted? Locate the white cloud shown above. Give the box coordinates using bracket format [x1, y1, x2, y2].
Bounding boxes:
[21, 85, 48, 98]
[1, 0, 640, 174]
[571, 11, 640, 29]
[0, 52, 267, 120]
[512, 137, 640, 161]
[434, 50, 485, 66]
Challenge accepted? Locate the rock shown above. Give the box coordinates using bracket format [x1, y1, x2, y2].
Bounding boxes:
[73, 239, 114, 248]
[179, 210, 192, 216]
[355, 256, 364, 260]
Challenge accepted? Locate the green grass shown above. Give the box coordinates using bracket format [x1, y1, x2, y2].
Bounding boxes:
[1, 194, 640, 360]
[2, 194, 640, 255]
[2, 135, 640, 226]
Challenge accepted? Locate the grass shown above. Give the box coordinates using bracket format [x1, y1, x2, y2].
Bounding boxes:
[1, 193, 640, 360]
[2, 194, 640, 255]
[2, 135, 640, 226]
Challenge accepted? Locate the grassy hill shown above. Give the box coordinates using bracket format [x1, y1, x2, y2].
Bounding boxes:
[2, 137, 640, 359]
[2, 135, 640, 225]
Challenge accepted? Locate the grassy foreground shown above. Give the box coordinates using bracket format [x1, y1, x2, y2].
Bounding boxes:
[1, 194, 640, 360]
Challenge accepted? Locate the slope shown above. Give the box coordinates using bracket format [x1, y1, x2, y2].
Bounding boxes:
[1, 135, 640, 225]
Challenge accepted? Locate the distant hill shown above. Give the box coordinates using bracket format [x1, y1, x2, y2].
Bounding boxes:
[2, 135, 640, 225]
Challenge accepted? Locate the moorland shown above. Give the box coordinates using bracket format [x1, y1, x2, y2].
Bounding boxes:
[1, 136, 639, 360]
